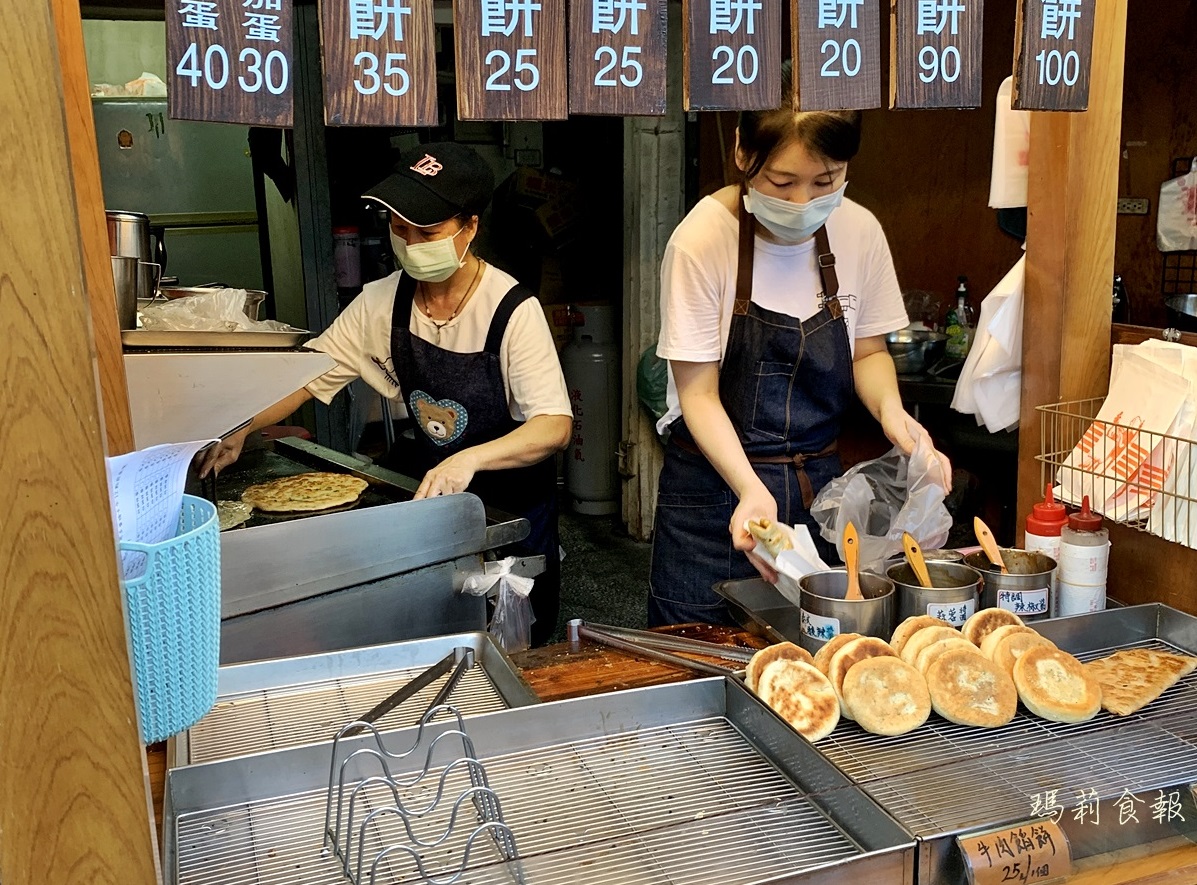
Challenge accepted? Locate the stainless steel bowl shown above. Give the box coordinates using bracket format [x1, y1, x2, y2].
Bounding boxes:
[886, 329, 948, 375]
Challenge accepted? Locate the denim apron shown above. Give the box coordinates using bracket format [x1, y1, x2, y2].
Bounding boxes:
[390, 272, 560, 646]
[648, 193, 855, 627]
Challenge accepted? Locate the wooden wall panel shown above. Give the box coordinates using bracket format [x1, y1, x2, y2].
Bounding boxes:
[0, 2, 159, 883]
[1114, 0, 1197, 330]
[52, 0, 135, 456]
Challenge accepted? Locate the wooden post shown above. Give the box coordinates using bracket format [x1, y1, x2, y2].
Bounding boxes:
[1016, 0, 1127, 537]
[0, 2, 161, 883]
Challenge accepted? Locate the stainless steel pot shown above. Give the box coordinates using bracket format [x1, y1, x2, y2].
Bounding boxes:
[886, 561, 982, 627]
[797, 569, 895, 654]
[110, 256, 139, 330]
[106, 210, 166, 298]
[963, 550, 1056, 622]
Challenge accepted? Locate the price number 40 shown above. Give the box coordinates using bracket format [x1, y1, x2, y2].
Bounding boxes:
[176, 42, 289, 94]
[1035, 48, 1080, 87]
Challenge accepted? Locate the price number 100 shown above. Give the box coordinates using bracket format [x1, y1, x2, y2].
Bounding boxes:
[1035, 48, 1080, 86]
[176, 42, 289, 94]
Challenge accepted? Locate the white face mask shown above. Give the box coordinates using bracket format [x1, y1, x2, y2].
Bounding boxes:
[743, 182, 848, 243]
[390, 224, 469, 283]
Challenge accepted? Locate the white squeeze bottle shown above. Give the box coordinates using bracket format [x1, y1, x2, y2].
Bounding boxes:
[1025, 485, 1068, 614]
[1056, 495, 1110, 616]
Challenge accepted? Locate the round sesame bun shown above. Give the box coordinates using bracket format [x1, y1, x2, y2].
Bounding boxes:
[926, 648, 1018, 727]
[914, 637, 982, 675]
[980, 624, 1040, 660]
[962, 607, 1025, 647]
[1013, 646, 1102, 723]
[828, 637, 898, 720]
[890, 615, 952, 656]
[812, 632, 862, 675]
[746, 642, 814, 692]
[900, 626, 962, 666]
[756, 659, 841, 742]
[842, 656, 932, 736]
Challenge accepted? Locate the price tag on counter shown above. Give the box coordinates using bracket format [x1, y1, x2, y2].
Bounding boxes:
[791, 0, 881, 110]
[320, 0, 438, 126]
[957, 818, 1072, 885]
[167, 0, 294, 126]
[890, 0, 984, 109]
[453, 0, 567, 120]
[683, 0, 781, 111]
[1012, 0, 1094, 110]
[569, 0, 668, 115]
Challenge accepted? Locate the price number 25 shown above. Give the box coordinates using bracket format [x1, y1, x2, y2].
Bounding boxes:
[486, 49, 539, 91]
[176, 42, 289, 94]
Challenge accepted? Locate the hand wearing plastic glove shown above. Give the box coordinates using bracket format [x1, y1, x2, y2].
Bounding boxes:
[729, 481, 780, 584]
[879, 401, 953, 492]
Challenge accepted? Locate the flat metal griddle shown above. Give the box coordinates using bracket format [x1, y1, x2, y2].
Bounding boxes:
[165, 679, 917, 885]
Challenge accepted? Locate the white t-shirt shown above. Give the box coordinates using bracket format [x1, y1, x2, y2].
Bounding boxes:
[655, 194, 909, 434]
[305, 264, 572, 422]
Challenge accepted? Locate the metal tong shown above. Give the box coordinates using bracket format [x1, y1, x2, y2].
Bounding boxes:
[342, 646, 475, 737]
[566, 619, 753, 678]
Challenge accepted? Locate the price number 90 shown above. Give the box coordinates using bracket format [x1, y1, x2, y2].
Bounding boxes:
[918, 44, 960, 83]
[176, 42, 289, 95]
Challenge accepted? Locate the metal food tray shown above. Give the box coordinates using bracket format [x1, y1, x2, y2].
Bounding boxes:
[165, 678, 917, 885]
[714, 578, 802, 644]
[121, 327, 309, 349]
[808, 605, 1197, 884]
[170, 632, 538, 767]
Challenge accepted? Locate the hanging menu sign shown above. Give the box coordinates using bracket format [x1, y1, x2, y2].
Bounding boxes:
[453, 0, 568, 119]
[166, 0, 294, 126]
[1012, 0, 1094, 110]
[569, 0, 668, 115]
[792, 0, 881, 109]
[320, 0, 438, 126]
[891, 0, 984, 108]
[683, 0, 781, 111]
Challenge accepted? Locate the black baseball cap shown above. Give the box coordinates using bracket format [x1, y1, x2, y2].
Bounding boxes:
[363, 142, 495, 227]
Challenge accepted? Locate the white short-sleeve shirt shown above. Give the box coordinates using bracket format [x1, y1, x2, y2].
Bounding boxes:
[655, 194, 909, 434]
[304, 264, 572, 423]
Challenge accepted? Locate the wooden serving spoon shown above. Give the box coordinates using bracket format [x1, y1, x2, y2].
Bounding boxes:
[843, 521, 863, 600]
[901, 531, 934, 589]
[973, 516, 1008, 574]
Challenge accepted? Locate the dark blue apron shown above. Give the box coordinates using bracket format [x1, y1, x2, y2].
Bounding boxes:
[390, 271, 560, 646]
[648, 192, 855, 627]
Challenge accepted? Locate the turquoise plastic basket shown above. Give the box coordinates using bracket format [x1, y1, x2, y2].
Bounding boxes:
[120, 495, 221, 744]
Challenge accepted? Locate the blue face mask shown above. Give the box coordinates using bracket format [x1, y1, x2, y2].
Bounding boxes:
[743, 182, 848, 243]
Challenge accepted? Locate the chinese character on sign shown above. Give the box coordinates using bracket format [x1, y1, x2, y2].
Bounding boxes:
[1031, 790, 1065, 824]
[592, 0, 647, 34]
[243, 0, 282, 9]
[1040, 0, 1082, 40]
[1029, 823, 1057, 853]
[916, 0, 965, 35]
[1150, 790, 1186, 824]
[481, 0, 542, 37]
[1073, 788, 1100, 825]
[1116, 789, 1145, 825]
[1013, 828, 1035, 854]
[179, 0, 218, 29]
[817, 0, 863, 29]
[243, 11, 282, 41]
[350, 0, 413, 40]
[994, 835, 1015, 860]
[710, 0, 762, 35]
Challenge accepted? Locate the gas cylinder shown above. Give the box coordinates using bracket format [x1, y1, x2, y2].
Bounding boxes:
[561, 304, 620, 515]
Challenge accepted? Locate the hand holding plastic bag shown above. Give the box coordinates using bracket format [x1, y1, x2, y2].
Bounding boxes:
[809, 435, 952, 573]
[461, 557, 535, 653]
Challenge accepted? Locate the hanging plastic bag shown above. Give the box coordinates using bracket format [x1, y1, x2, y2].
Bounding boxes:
[1157, 160, 1197, 252]
[809, 436, 952, 573]
[461, 557, 536, 653]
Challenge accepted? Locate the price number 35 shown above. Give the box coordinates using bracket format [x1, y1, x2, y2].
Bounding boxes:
[176, 42, 289, 94]
[354, 51, 410, 96]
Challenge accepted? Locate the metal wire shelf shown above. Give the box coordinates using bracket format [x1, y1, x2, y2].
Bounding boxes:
[1037, 398, 1197, 548]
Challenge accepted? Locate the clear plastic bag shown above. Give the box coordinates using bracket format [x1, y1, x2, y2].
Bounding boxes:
[461, 557, 536, 653]
[1157, 160, 1197, 253]
[139, 288, 294, 333]
[810, 436, 952, 573]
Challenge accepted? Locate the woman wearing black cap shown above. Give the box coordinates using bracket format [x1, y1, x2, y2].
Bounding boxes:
[201, 142, 573, 646]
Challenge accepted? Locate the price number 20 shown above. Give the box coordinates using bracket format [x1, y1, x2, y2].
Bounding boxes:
[175, 42, 289, 95]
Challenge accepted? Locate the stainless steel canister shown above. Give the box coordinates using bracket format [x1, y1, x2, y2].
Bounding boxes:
[797, 569, 895, 654]
[886, 561, 982, 627]
[964, 550, 1056, 622]
[875, 547, 964, 575]
[110, 256, 139, 330]
[106, 210, 153, 261]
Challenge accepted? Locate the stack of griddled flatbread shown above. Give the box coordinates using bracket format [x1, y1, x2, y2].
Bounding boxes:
[748, 607, 1197, 742]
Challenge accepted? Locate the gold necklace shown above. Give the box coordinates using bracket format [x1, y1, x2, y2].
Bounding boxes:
[419, 258, 484, 343]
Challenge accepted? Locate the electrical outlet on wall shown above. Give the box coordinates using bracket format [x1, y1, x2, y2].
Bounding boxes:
[1117, 197, 1150, 215]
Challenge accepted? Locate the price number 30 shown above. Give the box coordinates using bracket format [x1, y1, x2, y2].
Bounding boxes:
[176, 42, 289, 94]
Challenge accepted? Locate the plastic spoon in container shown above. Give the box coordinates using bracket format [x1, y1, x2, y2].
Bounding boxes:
[901, 532, 934, 589]
[843, 521, 863, 600]
[973, 516, 1008, 574]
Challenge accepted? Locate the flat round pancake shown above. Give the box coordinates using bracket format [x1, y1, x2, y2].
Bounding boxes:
[926, 648, 1018, 727]
[842, 656, 932, 736]
[756, 659, 841, 743]
[914, 637, 981, 675]
[1013, 646, 1102, 723]
[992, 631, 1056, 678]
[980, 624, 1040, 660]
[746, 642, 813, 692]
[890, 616, 952, 656]
[828, 637, 898, 720]
[1085, 648, 1197, 716]
[900, 626, 962, 666]
[241, 472, 369, 513]
[962, 607, 1025, 647]
[812, 632, 862, 675]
